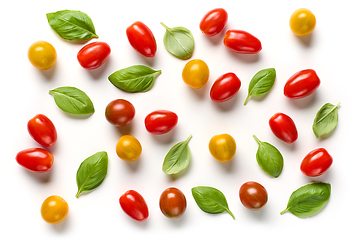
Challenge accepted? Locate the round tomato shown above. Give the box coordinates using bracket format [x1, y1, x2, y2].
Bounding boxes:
[300, 148, 333, 177]
[116, 135, 142, 162]
[239, 181, 268, 210]
[105, 99, 135, 127]
[223, 30, 262, 54]
[126, 21, 157, 57]
[41, 195, 69, 224]
[199, 8, 228, 37]
[119, 190, 149, 221]
[284, 69, 320, 99]
[145, 110, 178, 135]
[269, 113, 298, 143]
[27, 114, 57, 147]
[77, 41, 111, 70]
[209, 133, 236, 162]
[182, 59, 209, 89]
[16, 148, 53, 172]
[290, 8, 316, 37]
[28, 41, 57, 70]
[159, 187, 187, 218]
[210, 72, 241, 102]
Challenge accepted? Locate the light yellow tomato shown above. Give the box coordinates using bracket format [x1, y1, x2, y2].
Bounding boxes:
[289, 8, 316, 37]
[116, 135, 142, 162]
[28, 41, 57, 70]
[182, 59, 209, 89]
[41, 195, 69, 224]
[209, 134, 236, 162]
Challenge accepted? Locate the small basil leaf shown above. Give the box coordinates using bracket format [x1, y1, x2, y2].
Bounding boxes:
[161, 22, 194, 60]
[191, 186, 235, 219]
[49, 86, 95, 114]
[281, 182, 331, 217]
[76, 151, 108, 198]
[108, 65, 161, 93]
[313, 102, 340, 138]
[253, 135, 283, 178]
[244, 68, 276, 105]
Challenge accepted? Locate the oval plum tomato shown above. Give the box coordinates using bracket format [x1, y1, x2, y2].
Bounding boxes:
[77, 41, 111, 70]
[126, 21, 157, 57]
[116, 135, 142, 162]
[159, 187, 187, 219]
[41, 195, 69, 224]
[209, 133, 236, 162]
[182, 59, 209, 89]
[16, 148, 53, 172]
[300, 148, 333, 177]
[290, 8, 316, 37]
[27, 114, 57, 147]
[210, 72, 241, 102]
[28, 41, 56, 70]
[199, 8, 228, 37]
[119, 190, 149, 221]
[239, 181, 268, 210]
[284, 69, 320, 99]
[269, 113, 298, 143]
[223, 30, 262, 54]
[144, 110, 178, 135]
[105, 99, 135, 127]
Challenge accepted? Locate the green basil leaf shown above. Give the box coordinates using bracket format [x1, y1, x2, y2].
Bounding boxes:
[253, 135, 283, 178]
[244, 68, 276, 105]
[281, 182, 331, 217]
[49, 86, 95, 114]
[46, 10, 98, 41]
[108, 65, 161, 93]
[162, 135, 192, 175]
[161, 22, 194, 60]
[76, 151, 108, 198]
[191, 186, 235, 219]
[313, 102, 340, 138]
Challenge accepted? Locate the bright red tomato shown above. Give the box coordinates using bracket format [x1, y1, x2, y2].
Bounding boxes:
[16, 148, 53, 172]
[27, 114, 57, 147]
[159, 187, 187, 218]
[300, 148, 333, 177]
[126, 21, 157, 57]
[223, 30, 262, 54]
[144, 110, 178, 135]
[199, 8, 228, 37]
[105, 99, 135, 127]
[284, 69, 320, 99]
[77, 42, 111, 70]
[210, 72, 241, 102]
[269, 113, 298, 143]
[119, 190, 149, 221]
[239, 181, 268, 210]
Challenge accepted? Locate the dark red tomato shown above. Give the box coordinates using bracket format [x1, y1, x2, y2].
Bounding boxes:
[126, 21, 157, 57]
[119, 190, 149, 222]
[269, 113, 298, 144]
[27, 114, 57, 147]
[105, 99, 135, 127]
[159, 187, 187, 218]
[284, 69, 320, 99]
[223, 30, 262, 54]
[239, 181, 268, 210]
[77, 42, 111, 70]
[16, 148, 53, 172]
[210, 72, 241, 102]
[144, 110, 178, 135]
[300, 148, 333, 177]
[199, 8, 228, 37]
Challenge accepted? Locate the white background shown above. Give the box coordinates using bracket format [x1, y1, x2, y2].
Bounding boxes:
[1, 0, 350, 239]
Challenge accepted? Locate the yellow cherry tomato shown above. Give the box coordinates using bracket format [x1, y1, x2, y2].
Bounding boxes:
[28, 41, 57, 70]
[209, 134, 236, 162]
[289, 8, 316, 37]
[41, 195, 69, 224]
[116, 135, 142, 162]
[182, 59, 209, 89]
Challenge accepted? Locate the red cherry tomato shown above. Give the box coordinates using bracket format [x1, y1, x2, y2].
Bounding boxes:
[223, 30, 262, 54]
[27, 114, 57, 147]
[119, 190, 149, 222]
[159, 187, 187, 218]
[16, 148, 53, 172]
[105, 99, 135, 127]
[77, 42, 111, 70]
[239, 181, 268, 210]
[144, 110, 178, 135]
[210, 72, 241, 102]
[126, 21, 157, 57]
[199, 8, 228, 37]
[269, 113, 298, 143]
[300, 148, 333, 177]
[284, 69, 320, 99]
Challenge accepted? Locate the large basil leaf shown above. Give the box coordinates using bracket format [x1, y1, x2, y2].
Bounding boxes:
[313, 102, 340, 138]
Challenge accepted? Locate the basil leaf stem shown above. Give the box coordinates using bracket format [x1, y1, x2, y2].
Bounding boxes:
[313, 102, 340, 138]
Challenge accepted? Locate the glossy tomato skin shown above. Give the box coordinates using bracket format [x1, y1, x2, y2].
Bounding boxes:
[209, 134, 236, 162]
[28, 41, 57, 70]
[223, 30, 262, 54]
[105, 99, 135, 127]
[182, 59, 210, 89]
[300, 148, 333, 177]
[145, 110, 178, 135]
[116, 135, 142, 162]
[290, 8, 316, 37]
[77, 42, 111, 70]
[27, 114, 57, 147]
[159, 187, 187, 218]
[126, 21, 157, 57]
[239, 181, 268, 210]
[119, 190, 149, 221]
[200, 8, 228, 37]
[210, 72, 241, 102]
[16, 148, 53, 172]
[284, 69, 320, 99]
[41, 195, 69, 224]
[269, 113, 298, 143]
